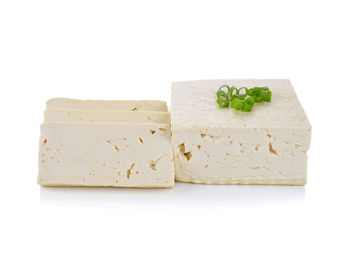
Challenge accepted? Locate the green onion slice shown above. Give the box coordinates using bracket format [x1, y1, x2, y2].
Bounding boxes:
[231, 98, 245, 110]
[217, 95, 230, 108]
[262, 90, 272, 102]
[242, 103, 253, 112]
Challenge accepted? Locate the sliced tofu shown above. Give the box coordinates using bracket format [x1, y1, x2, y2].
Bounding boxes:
[38, 122, 174, 188]
[47, 98, 168, 112]
[44, 109, 170, 124]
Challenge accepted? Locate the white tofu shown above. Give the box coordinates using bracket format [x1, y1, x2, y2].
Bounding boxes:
[44, 109, 170, 124]
[47, 98, 168, 112]
[171, 79, 311, 185]
[38, 122, 174, 188]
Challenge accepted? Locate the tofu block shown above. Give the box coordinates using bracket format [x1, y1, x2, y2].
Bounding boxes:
[171, 79, 311, 185]
[47, 98, 168, 112]
[44, 109, 170, 124]
[38, 122, 174, 188]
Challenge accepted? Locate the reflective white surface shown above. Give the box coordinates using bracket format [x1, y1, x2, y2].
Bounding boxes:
[40, 183, 305, 206]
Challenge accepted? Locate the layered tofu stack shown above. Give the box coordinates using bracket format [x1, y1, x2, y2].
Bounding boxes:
[171, 80, 311, 185]
[38, 98, 174, 188]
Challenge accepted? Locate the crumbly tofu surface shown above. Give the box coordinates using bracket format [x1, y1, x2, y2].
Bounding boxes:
[45, 109, 170, 124]
[171, 79, 311, 185]
[47, 98, 168, 112]
[38, 122, 174, 188]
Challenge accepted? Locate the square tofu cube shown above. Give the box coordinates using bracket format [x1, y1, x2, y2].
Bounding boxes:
[171, 79, 311, 185]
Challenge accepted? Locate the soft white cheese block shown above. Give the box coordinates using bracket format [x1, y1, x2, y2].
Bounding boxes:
[47, 98, 168, 112]
[171, 79, 311, 185]
[38, 122, 174, 188]
[44, 109, 170, 124]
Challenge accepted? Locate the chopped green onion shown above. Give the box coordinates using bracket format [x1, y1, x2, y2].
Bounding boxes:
[217, 95, 230, 108]
[217, 89, 227, 99]
[228, 86, 238, 100]
[216, 85, 271, 112]
[255, 94, 263, 103]
[242, 103, 253, 112]
[218, 85, 230, 96]
[231, 98, 245, 110]
[262, 90, 272, 102]
[227, 87, 233, 98]
[230, 86, 239, 95]
[247, 88, 256, 96]
[245, 96, 255, 106]
[231, 94, 238, 100]
[237, 94, 247, 100]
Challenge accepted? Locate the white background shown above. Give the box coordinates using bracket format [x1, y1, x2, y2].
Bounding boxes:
[0, 0, 349, 266]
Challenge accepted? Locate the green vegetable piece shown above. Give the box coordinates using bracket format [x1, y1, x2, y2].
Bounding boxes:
[245, 96, 255, 106]
[228, 86, 238, 99]
[241, 96, 255, 112]
[237, 94, 247, 100]
[254, 89, 263, 102]
[238, 87, 248, 95]
[227, 87, 233, 98]
[217, 89, 227, 99]
[217, 85, 271, 111]
[217, 95, 230, 108]
[231, 98, 245, 110]
[230, 86, 239, 95]
[231, 94, 238, 100]
[255, 95, 263, 103]
[218, 85, 230, 96]
[262, 90, 272, 102]
[242, 103, 253, 112]
[247, 88, 257, 96]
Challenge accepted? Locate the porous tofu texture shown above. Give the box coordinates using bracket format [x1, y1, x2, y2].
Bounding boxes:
[38, 122, 174, 188]
[171, 79, 311, 185]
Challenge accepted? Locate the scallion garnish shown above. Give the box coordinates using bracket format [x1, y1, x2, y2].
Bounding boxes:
[262, 90, 272, 102]
[231, 98, 245, 110]
[216, 85, 272, 112]
[217, 95, 230, 108]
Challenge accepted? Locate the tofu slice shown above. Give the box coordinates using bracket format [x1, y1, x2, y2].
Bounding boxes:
[38, 122, 174, 188]
[44, 109, 170, 124]
[171, 79, 311, 185]
[47, 98, 168, 112]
